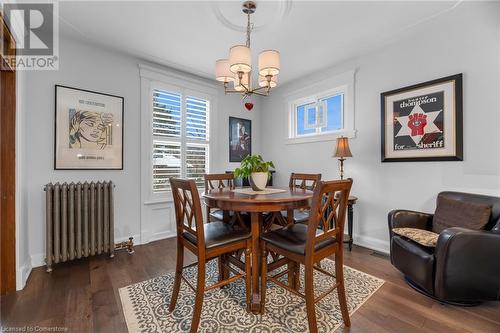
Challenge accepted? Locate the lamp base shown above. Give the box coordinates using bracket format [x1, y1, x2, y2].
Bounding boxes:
[339, 158, 345, 180]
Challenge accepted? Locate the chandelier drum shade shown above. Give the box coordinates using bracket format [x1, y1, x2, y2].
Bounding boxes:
[215, 59, 235, 83]
[229, 45, 252, 74]
[258, 50, 280, 76]
[215, 1, 280, 99]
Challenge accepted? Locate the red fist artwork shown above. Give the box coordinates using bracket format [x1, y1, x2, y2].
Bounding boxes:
[407, 113, 427, 136]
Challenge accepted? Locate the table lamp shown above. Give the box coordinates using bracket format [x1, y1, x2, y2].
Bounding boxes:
[333, 136, 352, 180]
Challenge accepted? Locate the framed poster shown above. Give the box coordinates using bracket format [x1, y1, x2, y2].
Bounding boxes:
[55, 85, 124, 169]
[229, 116, 251, 162]
[381, 74, 463, 162]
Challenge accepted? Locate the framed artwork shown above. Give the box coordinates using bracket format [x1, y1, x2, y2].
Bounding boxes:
[55, 85, 124, 169]
[381, 74, 463, 162]
[229, 116, 251, 162]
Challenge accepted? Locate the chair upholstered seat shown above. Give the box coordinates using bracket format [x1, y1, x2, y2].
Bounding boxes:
[183, 221, 250, 249]
[260, 223, 336, 255]
[281, 209, 310, 223]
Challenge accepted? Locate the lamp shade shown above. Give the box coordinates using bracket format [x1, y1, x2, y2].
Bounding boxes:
[258, 74, 278, 88]
[258, 50, 280, 76]
[334, 136, 352, 158]
[215, 59, 234, 83]
[234, 72, 251, 92]
[229, 45, 252, 74]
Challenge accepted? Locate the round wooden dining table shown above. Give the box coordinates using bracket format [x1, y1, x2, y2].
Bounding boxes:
[203, 187, 313, 313]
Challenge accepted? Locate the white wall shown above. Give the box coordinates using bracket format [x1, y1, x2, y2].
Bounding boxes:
[260, 2, 500, 253]
[16, 70, 30, 290]
[17, 36, 262, 288]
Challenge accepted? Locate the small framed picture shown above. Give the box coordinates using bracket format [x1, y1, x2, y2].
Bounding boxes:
[55, 85, 124, 169]
[229, 116, 251, 162]
[381, 74, 463, 162]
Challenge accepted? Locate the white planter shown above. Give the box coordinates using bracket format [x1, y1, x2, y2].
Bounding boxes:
[250, 172, 268, 191]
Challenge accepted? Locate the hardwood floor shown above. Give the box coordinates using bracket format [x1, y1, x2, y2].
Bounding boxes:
[2, 239, 499, 332]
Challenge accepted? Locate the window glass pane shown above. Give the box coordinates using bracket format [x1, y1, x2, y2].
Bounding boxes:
[186, 96, 208, 140]
[320, 94, 343, 132]
[152, 141, 181, 192]
[153, 89, 181, 138]
[186, 144, 208, 188]
[304, 104, 317, 129]
[296, 103, 316, 136]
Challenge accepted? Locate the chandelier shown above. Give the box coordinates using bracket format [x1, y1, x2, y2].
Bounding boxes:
[215, 1, 280, 99]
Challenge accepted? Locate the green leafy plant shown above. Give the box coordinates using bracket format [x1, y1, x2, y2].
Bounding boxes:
[234, 154, 275, 179]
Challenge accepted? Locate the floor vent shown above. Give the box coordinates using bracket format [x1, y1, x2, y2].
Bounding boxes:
[370, 251, 389, 258]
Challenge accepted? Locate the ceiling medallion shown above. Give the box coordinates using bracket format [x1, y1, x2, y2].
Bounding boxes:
[211, 0, 292, 33]
[215, 1, 280, 105]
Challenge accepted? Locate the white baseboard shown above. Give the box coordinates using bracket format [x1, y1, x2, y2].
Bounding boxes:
[31, 253, 45, 268]
[353, 234, 390, 254]
[148, 230, 176, 243]
[140, 229, 176, 244]
[16, 262, 32, 290]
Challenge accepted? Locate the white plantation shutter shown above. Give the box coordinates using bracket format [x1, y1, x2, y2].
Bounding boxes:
[186, 96, 208, 140]
[186, 144, 208, 188]
[153, 90, 181, 138]
[151, 87, 210, 193]
[152, 142, 181, 192]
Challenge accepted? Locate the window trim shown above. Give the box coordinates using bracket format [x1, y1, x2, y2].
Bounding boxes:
[286, 70, 356, 145]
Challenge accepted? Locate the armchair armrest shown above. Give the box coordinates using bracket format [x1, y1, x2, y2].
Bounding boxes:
[388, 210, 433, 239]
[435, 227, 500, 301]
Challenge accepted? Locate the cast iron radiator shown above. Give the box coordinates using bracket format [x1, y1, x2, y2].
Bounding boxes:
[44, 181, 114, 272]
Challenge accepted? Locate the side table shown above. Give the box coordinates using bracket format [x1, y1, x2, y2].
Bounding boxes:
[345, 196, 357, 251]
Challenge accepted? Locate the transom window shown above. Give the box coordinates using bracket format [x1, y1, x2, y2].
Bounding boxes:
[152, 87, 209, 192]
[295, 93, 344, 136]
[291, 86, 347, 139]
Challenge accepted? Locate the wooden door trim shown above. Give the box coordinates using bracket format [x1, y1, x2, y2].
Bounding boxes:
[1, 14, 17, 294]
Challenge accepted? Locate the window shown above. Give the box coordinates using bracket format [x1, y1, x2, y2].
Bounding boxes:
[287, 70, 355, 144]
[152, 88, 209, 192]
[296, 94, 344, 136]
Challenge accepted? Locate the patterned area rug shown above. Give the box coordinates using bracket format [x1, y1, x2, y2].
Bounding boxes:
[119, 258, 384, 332]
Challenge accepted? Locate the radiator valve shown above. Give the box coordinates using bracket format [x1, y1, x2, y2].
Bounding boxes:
[115, 237, 135, 254]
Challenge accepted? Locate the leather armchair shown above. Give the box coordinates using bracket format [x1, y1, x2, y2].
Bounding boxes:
[388, 191, 500, 305]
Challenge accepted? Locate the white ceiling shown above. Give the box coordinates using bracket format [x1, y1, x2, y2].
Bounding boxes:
[59, 1, 461, 84]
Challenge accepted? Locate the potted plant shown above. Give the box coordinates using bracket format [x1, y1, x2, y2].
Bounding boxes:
[234, 154, 275, 191]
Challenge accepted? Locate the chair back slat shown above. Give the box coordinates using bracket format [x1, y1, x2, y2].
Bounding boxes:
[306, 179, 353, 256]
[289, 173, 322, 191]
[204, 173, 235, 192]
[170, 178, 205, 248]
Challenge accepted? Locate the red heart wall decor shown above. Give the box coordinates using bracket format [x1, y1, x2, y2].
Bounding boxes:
[244, 102, 254, 111]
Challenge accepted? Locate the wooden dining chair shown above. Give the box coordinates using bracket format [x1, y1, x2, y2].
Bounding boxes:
[204, 173, 235, 222]
[283, 173, 322, 224]
[260, 179, 353, 333]
[169, 178, 252, 333]
[204, 173, 248, 228]
[264, 173, 322, 229]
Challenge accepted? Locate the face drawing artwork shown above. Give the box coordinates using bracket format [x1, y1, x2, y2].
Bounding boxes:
[69, 110, 113, 149]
